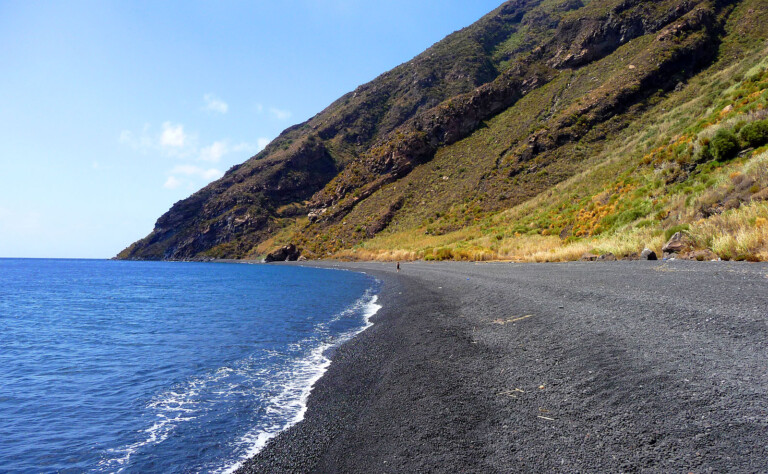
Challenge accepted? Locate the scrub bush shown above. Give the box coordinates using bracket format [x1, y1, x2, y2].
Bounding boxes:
[710, 129, 741, 161]
[740, 119, 768, 148]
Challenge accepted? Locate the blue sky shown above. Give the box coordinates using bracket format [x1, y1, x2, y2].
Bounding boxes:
[0, 0, 503, 258]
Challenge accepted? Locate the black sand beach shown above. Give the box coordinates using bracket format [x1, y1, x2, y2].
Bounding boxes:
[237, 261, 768, 473]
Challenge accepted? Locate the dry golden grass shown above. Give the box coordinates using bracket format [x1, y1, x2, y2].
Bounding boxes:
[491, 228, 665, 262]
[341, 225, 668, 263]
[335, 248, 419, 262]
[689, 202, 768, 260]
[514, 240, 592, 262]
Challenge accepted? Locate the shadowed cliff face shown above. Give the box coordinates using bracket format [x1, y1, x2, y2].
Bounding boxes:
[117, 0, 752, 261]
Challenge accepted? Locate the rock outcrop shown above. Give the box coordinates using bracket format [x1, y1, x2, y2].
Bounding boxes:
[264, 244, 301, 263]
[662, 232, 694, 259]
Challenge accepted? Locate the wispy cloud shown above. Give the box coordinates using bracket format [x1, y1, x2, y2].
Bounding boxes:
[163, 176, 183, 189]
[199, 141, 229, 163]
[163, 165, 224, 191]
[257, 137, 271, 151]
[119, 124, 153, 152]
[119, 130, 133, 144]
[119, 121, 271, 190]
[203, 94, 228, 114]
[198, 140, 265, 162]
[170, 164, 223, 181]
[269, 107, 292, 121]
[119, 122, 197, 157]
[160, 122, 188, 148]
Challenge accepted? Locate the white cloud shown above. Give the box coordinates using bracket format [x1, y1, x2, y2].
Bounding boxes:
[232, 142, 251, 152]
[163, 176, 183, 189]
[269, 107, 292, 121]
[233, 141, 264, 154]
[120, 122, 197, 157]
[256, 137, 271, 151]
[119, 130, 133, 144]
[163, 164, 224, 190]
[200, 141, 229, 163]
[120, 122, 269, 190]
[203, 94, 228, 114]
[203, 169, 224, 180]
[161, 122, 187, 148]
[119, 124, 153, 153]
[171, 164, 223, 181]
[198, 140, 265, 162]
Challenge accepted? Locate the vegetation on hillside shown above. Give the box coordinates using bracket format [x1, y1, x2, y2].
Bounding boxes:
[118, 0, 768, 263]
[338, 44, 768, 262]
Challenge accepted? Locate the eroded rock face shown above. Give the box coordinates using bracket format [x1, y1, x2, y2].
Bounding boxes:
[264, 244, 301, 262]
[307, 63, 555, 222]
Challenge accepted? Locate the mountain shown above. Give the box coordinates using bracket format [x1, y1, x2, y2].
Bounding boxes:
[118, 0, 768, 262]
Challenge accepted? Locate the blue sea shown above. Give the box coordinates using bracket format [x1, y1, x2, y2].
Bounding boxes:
[0, 259, 380, 473]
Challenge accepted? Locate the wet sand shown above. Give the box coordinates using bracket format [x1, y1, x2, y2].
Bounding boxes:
[237, 260, 768, 473]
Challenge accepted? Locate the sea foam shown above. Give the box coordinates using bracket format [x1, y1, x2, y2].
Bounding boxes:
[221, 291, 382, 474]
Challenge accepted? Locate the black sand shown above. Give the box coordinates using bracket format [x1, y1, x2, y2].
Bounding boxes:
[237, 261, 768, 473]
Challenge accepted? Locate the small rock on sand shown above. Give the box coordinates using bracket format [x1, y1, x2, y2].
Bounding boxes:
[641, 248, 658, 260]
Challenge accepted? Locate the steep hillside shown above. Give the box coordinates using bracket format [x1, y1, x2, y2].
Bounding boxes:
[118, 0, 552, 260]
[118, 0, 768, 262]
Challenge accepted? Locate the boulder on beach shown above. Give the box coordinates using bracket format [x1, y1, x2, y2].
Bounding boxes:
[641, 248, 658, 260]
[662, 232, 694, 259]
[264, 244, 301, 262]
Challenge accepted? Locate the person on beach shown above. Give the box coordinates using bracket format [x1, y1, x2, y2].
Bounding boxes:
[397, 262, 400, 272]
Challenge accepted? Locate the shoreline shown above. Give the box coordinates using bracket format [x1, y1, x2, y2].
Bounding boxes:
[237, 261, 475, 472]
[224, 285, 382, 474]
[237, 260, 768, 472]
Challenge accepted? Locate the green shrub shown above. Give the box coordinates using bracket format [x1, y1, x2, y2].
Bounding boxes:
[694, 143, 713, 163]
[710, 129, 741, 161]
[739, 119, 768, 148]
[635, 219, 655, 229]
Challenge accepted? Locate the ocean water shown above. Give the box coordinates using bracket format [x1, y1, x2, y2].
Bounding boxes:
[0, 259, 380, 473]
